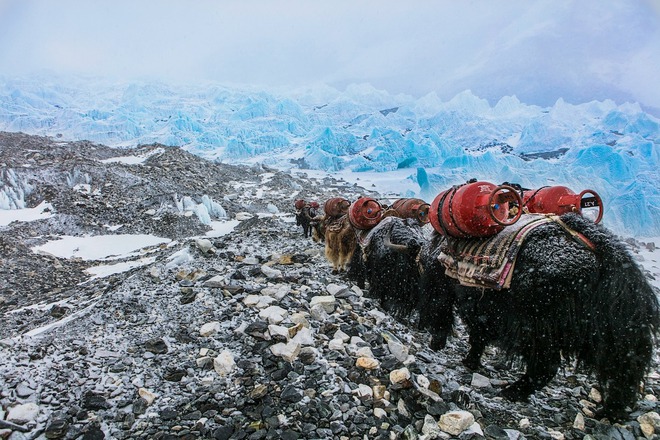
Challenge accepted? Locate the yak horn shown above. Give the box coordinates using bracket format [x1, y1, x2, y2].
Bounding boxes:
[384, 231, 409, 253]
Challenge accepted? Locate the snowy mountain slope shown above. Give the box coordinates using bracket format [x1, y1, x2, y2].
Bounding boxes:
[1, 75, 658, 237]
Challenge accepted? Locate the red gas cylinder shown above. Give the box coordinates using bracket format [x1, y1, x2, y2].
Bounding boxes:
[324, 197, 351, 217]
[349, 197, 383, 229]
[391, 198, 431, 224]
[522, 186, 603, 223]
[294, 199, 306, 210]
[309, 201, 320, 209]
[429, 182, 523, 238]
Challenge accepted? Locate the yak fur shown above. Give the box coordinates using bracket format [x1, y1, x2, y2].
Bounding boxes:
[295, 204, 319, 238]
[351, 217, 427, 323]
[355, 212, 659, 419]
[322, 215, 357, 273]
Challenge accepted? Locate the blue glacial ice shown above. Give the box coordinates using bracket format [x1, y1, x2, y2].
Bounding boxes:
[0, 75, 658, 237]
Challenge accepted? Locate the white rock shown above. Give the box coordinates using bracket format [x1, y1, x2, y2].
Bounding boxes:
[519, 418, 530, 429]
[421, 414, 442, 438]
[259, 305, 288, 324]
[638, 411, 660, 437]
[354, 384, 373, 399]
[355, 346, 374, 358]
[270, 340, 301, 362]
[464, 422, 484, 436]
[326, 283, 348, 296]
[389, 368, 411, 384]
[7, 403, 39, 424]
[266, 203, 279, 213]
[333, 329, 350, 342]
[243, 294, 261, 307]
[196, 356, 212, 368]
[416, 374, 430, 389]
[199, 321, 221, 337]
[194, 238, 213, 253]
[439, 410, 475, 436]
[309, 295, 336, 313]
[213, 350, 236, 377]
[242, 256, 260, 265]
[203, 275, 225, 288]
[573, 412, 585, 430]
[350, 336, 366, 345]
[289, 312, 310, 327]
[351, 285, 364, 296]
[235, 212, 254, 220]
[328, 339, 345, 351]
[309, 304, 330, 321]
[261, 284, 291, 300]
[588, 387, 602, 403]
[470, 372, 491, 388]
[268, 324, 291, 340]
[387, 338, 409, 363]
[396, 398, 409, 417]
[373, 408, 387, 419]
[367, 309, 387, 323]
[291, 327, 314, 346]
[138, 388, 157, 405]
[260, 264, 282, 279]
[547, 429, 565, 440]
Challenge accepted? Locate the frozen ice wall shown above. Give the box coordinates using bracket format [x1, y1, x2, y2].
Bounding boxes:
[0, 75, 658, 236]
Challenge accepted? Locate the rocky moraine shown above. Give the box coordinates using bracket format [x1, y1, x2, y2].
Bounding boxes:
[1, 132, 660, 440]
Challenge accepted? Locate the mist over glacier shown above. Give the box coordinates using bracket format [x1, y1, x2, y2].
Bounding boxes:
[0, 75, 658, 237]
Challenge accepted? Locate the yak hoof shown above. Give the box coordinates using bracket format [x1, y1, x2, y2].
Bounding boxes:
[594, 406, 628, 423]
[499, 383, 532, 402]
[429, 336, 446, 351]
[461, 356, 481, 371]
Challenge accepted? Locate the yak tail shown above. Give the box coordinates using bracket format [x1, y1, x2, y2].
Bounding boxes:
[560, 213, 660, 414]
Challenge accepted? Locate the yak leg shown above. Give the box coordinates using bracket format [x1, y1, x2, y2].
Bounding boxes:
[500, 346, 560, 401]
[325, 240, 340, 273]
[463, 330, 487, 370]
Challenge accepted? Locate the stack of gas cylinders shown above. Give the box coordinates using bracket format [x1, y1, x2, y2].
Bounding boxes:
[323, 180, 602, 239]
[428, 180, 603, 238]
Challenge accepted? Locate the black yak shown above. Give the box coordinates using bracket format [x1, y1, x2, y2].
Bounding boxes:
[358, 212, 659, 420]
[294, 200, 319, 238]
[351, 216, 427, 322]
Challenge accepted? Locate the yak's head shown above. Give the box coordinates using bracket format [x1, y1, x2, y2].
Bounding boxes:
[372, 217, 428, 258]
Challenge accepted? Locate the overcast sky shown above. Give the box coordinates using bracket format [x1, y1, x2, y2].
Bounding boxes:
[1, 0, 660, 114]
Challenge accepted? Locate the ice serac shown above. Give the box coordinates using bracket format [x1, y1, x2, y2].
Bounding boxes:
[1, 75, 659, 236]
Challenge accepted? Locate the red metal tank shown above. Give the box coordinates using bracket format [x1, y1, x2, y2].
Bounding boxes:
[429, 181, 523, 238]
[391, 198, 430, 224]
[324, 197, 351, 217]
[348, 197, 383, 229]
[522, 186, 603, 223]
[294, 199, 306, 210]
[309, 201, 320, 209]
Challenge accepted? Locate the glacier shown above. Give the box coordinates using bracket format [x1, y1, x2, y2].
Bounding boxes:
[0, 74, 658, 237]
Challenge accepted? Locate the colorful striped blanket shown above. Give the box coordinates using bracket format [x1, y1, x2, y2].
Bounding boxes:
[438, 214, 558, 290]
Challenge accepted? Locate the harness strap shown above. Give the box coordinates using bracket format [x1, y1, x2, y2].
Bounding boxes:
[549, 215, 596, 252]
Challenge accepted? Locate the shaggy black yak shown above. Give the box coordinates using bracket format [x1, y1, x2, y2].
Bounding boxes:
[350, 216, 427, 322]
[356, 211, 659, 419]
[417, 212, 660, 420]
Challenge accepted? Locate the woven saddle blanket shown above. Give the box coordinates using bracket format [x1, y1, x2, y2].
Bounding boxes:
[438, 214, 560, 290]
